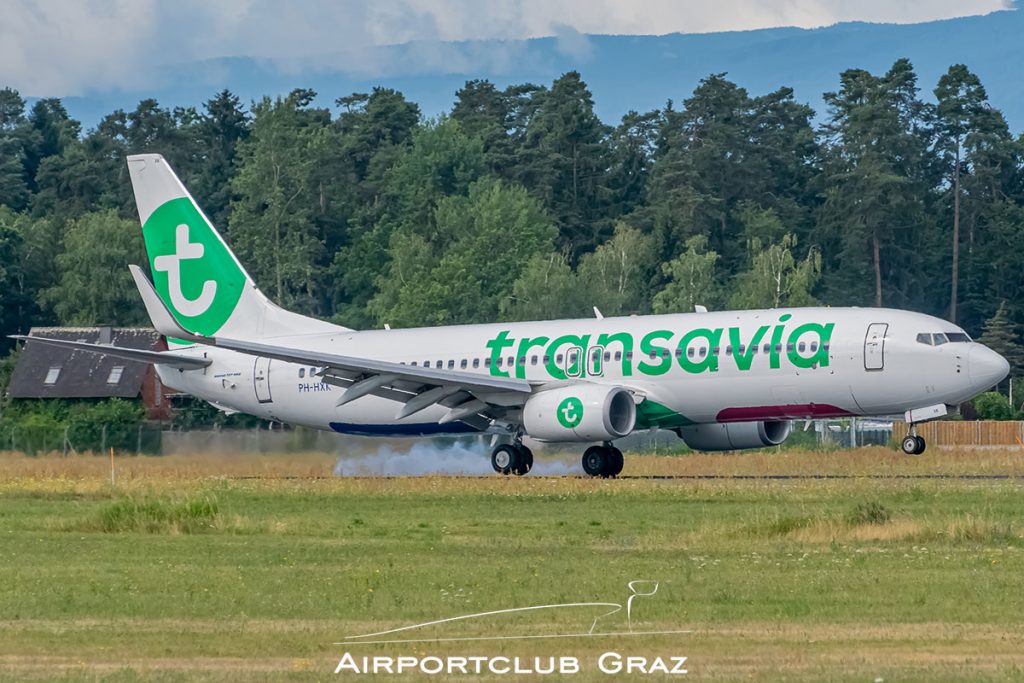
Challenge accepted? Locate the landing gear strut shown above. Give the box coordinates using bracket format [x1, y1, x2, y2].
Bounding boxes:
[491, 442, 533, 475]
[582, 443, 624, 478]
[900, 425, 926, 455]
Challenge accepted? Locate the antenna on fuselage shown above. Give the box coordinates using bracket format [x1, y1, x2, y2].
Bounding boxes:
[694, 305, 708, 313]
[593, 307, 604, 319]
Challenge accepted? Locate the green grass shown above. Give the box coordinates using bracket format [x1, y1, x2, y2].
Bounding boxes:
[1, 455, 1023, 680]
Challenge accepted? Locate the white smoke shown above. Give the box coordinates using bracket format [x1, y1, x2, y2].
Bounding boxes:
[334, 441, 580, 476]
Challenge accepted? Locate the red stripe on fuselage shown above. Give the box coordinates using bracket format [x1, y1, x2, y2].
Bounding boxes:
[716, 404, 854, 422]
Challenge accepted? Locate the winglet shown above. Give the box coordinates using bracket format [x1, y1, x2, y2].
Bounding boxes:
[129, 264, 208, 344]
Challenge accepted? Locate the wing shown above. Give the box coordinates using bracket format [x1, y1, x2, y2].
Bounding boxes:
[9, 334, 211, 370]
[130, 265, 532, 426]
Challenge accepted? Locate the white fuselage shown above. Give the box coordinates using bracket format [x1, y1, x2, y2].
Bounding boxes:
[157, 307, 1008, 439]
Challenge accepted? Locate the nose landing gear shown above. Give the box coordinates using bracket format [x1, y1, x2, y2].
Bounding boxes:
[582, 443, 624, 478]
[900, 427, 926, 455]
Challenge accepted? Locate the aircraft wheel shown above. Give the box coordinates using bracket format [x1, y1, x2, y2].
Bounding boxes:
[915, 435, 927, 455]
[513, 445, 534, 475]
[901, 435, 920, 456]
[607, 447, 624, 477]
[582, 445, 609, 477]
[491, 444, 519, 474]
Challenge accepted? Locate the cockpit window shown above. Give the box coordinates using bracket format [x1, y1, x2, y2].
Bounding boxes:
[918, 331, 971, 346]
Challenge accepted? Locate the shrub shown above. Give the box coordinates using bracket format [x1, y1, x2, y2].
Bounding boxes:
[972, 392, 1017, 421]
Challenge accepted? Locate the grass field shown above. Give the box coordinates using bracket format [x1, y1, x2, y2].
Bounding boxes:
[1, 446, 1023, 681]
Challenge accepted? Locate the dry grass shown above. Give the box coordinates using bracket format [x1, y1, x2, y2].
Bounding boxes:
[1, 443, 1023, 483]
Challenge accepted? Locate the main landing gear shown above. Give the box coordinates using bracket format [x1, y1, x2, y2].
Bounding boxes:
[491, 442, 534, 475]
[900, 425, 927, 455]
[582, 443, 624, 478]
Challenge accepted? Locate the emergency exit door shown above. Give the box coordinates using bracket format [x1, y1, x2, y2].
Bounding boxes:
[864, 323, 888, 371]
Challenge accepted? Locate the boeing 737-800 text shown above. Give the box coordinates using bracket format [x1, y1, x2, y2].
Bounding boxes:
[14, 154, 1011, 476]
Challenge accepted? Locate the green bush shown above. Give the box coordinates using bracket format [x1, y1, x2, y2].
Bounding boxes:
[972, 392, 1017, 421]
[0, 398, 146, 453]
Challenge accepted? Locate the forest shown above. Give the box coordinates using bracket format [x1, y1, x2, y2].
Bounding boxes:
[2, 58, 1024, 376]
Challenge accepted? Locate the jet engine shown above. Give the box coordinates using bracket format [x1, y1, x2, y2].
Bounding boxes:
[677, 420, 792, 451]
[523, 385, 636, 442]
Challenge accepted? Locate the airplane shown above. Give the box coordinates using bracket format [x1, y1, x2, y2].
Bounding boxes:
[14, 154, 1010, 476]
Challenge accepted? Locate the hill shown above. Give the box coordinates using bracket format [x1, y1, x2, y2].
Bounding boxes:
[54, 9, 1024, 130]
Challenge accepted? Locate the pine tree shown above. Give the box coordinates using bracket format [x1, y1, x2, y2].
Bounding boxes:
[978, 302, 1024, 377]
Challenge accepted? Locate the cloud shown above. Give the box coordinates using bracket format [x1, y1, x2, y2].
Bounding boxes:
[0, 0, 1011, 95]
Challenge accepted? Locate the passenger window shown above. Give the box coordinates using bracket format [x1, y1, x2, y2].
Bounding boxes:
[437, 360, 442, 368]
[424, 360, 431, 368]
[786, 343, 794, 352]
[687, 347, 695, 358]
[604, 351, 611, 362]
[484, 357, 491, 367]
[699, 347, 707, 357]
[614, 351, 622, 361]
[649, 351, 657, 360]
[556, 354, 564, 364]
[472, 358, 480, 369]
[543, 355, 551, 364]
[798, 342, 806, 352]
[810, 342, 818, 352]
[507, 356, 514, 367]
[625, 351, 633, 360]
[411, 361, 418, 366]
[661, 349, 670, 359]
[737, 345, 746, 355]
[299, 368, 305, 378]
[518, 356, 526, 366]
[496, 357, 503, 367]
[725, 345, 732, 355]
[711, 347, 719, 357]
[531, 355, 538, 366]
[460, 359, 467, 369]
[448, 360, 455, 369]
[763, 343, 771, 354]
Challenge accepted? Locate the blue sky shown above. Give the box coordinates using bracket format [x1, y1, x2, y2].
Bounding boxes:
[0, 0, 1012, 96]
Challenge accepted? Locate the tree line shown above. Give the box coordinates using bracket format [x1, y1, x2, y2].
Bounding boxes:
[2, 59, 1024, 374]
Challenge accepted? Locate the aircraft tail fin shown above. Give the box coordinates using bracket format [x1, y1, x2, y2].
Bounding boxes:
[126, 154, 347, 341]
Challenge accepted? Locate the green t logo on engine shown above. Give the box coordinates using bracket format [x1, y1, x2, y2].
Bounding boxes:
[557, 397, 584, 429]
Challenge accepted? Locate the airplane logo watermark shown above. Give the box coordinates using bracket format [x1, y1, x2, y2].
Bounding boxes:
[336, 580, 689, 646]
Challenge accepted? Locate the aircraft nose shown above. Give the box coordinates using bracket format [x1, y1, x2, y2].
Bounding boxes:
[968, 344, 1010, 390]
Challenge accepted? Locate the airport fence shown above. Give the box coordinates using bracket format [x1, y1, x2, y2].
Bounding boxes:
[0, 423, 163, 455]
[891, 420, 1024, 448]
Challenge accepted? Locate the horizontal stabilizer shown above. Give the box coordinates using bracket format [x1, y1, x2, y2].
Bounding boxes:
[129, 264, 207, 343]
[9, 335, 211, 370]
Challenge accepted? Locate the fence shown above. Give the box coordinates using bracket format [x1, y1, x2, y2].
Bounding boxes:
[0, 423, 163, 455]
[891, 420, 1024, 447]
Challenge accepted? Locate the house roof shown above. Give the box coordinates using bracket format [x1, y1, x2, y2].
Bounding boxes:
[7, 327, 165, 400]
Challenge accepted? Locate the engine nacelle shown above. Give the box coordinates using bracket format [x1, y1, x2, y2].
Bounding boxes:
[678, 420, 792, 451]
[523, 385, 637, 442]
